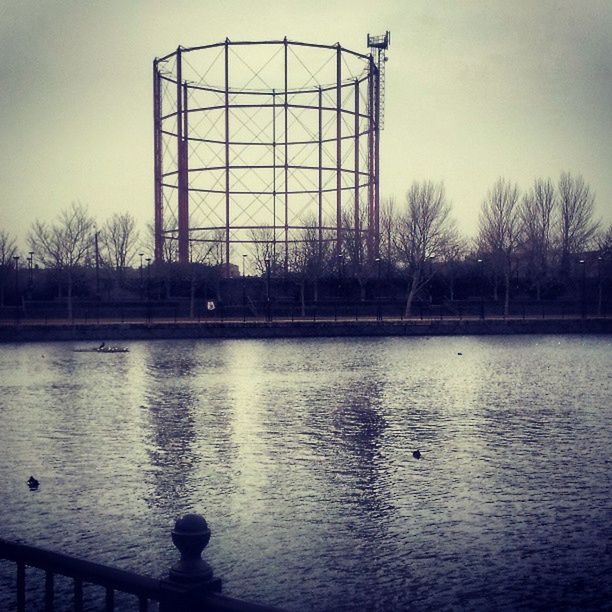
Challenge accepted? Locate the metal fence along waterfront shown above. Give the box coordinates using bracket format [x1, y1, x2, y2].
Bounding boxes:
[0, 514, 278, 611]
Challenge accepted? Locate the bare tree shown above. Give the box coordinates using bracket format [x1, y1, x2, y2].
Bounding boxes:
[520, 177, 556, 299]
[596, 224, 612, 259]
[478, 178, 521, 315]
[341, 207, 370, 299]
[288, 215, 334, 305]
[395, 181, 456, 316]
[594, 224, 612, 315]
[144, 216, 179, 264]
[379, 197, 398, 277]
[0, 230, 18, 306]
[28, 202, 96, 320]
[438, 229, 469, 302]
[100, 213, 139, 276]
[189, 231, 225, 266]
[557, 172, 599, 275]
[287, 232, 311, 316]
[247, 227, 284, 276]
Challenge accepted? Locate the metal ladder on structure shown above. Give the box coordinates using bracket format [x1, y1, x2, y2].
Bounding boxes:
[367, 31, 391, 129]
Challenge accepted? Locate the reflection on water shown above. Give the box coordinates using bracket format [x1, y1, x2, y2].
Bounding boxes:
[0, 335, 611, 610]
[142, 342, 201, 517]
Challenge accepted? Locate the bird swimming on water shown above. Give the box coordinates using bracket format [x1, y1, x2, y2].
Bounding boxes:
[412, 450, 421, 460]
[27, 476, 39, 489]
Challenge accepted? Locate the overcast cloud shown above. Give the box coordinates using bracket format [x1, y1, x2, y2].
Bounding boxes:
[1, 0, 610, 247]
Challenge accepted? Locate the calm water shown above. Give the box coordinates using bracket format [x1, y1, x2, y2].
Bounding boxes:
[0, 336, 611, 610]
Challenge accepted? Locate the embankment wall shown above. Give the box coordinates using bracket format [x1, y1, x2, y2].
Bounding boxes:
[1, 318, 611, 343]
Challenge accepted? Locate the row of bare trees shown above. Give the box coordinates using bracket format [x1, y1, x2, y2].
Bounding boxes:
[245, 172, 605, 316]
[477, 173, 602, 314]
[0, 203, 143, 311]
[1, 172, 609, 317]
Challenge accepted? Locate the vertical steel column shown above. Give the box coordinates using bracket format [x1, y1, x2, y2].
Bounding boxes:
[336, 44, 342, 258]
[153, 59, 164, 262]
[224, 39, 231, 277]
[272, 89, 277, 264]
[283, 37, 289, 273]
[318, 86, 323, 260]
[374, 58, 381, 259]
[353, 78, 360, 268]
[176, 47, 190, 264]
[176, 49, 182, 214]
[367, 57, 375, 260]
[180, 81, 190, 262]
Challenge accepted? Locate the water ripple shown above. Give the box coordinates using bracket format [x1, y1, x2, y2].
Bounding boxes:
[0, 336, 610, 610]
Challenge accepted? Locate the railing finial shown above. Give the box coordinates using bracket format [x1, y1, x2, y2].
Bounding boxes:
[169, 513, 219, 589]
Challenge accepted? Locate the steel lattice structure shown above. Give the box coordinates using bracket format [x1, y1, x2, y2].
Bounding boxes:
[153, 35, 389, 275]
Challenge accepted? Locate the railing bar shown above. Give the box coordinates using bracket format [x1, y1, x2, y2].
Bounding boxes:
[0, 538, 161, 598]
[139, 595, 148, 612]
[45, 570, 54, 611]
[106, 586, 114, 611]
[17, 561, 25, 612]
[74, 578, 83, 612]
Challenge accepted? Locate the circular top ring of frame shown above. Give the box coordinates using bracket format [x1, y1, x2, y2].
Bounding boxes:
[156, 38, 373, 96]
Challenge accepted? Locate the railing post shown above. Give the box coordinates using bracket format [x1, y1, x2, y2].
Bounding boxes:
[160, 513, 221, 611]
[17, 561, 25, 612]
[45, 571, 54, 611]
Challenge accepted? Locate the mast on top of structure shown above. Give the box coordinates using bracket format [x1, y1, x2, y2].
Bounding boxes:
[367, 31, 390, 129]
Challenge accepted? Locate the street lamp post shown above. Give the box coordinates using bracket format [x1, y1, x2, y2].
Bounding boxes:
[579, 259, 586, 319]
[139, 253, 144, 300]
[597, 256, 603, 316]
[145, 257, 152, 322]
[94, 231, 100, 297]
[188, 243, 196, 320]
[477, 258, 484, 320]
[242, 254, 247, 322]
[146, 257, 152, 300]
[13, 255, 20, 302]
[13, 256, 20, 321]
[264, 257, 271, 321]
[375, 257, 381, 321]
[28, 252, 34, 289]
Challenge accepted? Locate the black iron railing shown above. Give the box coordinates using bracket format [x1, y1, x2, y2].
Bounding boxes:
[0, 513, 280, 612]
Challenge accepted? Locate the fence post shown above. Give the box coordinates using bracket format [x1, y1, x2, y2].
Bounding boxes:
[160, 513, 221, 611]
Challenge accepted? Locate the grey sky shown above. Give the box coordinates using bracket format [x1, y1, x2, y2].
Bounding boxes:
[1, 0, 610, 249]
